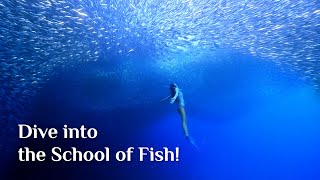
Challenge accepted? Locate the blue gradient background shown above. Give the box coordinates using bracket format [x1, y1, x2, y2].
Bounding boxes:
[2, 50, 319, 180]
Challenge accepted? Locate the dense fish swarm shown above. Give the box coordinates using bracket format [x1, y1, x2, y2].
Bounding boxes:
[0, 0, 319, 124]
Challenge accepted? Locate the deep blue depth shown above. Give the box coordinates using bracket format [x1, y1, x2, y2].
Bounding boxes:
[3, 51, 319, 180]
[1, 0, 320, 179]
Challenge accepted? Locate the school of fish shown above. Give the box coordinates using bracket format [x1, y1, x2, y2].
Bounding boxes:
[0, 0, 319, 127]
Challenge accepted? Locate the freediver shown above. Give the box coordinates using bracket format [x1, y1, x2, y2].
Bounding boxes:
[161, 83, 199, 150]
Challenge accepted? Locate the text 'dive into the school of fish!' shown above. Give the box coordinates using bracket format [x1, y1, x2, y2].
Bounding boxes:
[17, 124, 180, 162]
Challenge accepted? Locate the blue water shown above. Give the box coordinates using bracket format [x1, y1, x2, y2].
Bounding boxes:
[1, 0, 320, 179]
[3, 50, 318, 180]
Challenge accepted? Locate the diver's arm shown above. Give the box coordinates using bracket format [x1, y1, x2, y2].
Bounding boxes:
[160, 95, 171, 102]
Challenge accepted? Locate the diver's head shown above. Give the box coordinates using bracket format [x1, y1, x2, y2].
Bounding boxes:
[170, 83, 177, 89]
[170, 83, 177, 97]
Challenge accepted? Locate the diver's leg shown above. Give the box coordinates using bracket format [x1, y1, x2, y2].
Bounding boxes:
[178, 107, 200, 150]
[178, 107, 189, 137]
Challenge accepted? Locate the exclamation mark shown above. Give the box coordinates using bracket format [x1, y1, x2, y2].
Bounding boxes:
[175, 147, 179, 161]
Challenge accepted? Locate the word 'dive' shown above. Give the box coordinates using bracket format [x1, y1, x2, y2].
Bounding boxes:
[19, 124, 58, 139]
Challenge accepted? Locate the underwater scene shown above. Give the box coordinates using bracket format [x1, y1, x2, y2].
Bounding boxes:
[1, 0, 320, 179]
